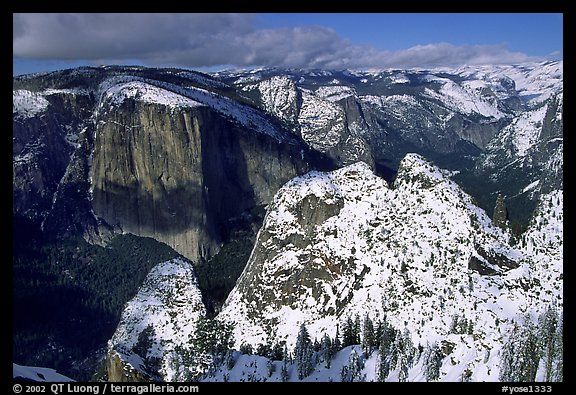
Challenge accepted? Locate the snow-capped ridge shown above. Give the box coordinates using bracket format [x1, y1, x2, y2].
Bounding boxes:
[97, 75, 294, 142]
[220, 153, 537, 359]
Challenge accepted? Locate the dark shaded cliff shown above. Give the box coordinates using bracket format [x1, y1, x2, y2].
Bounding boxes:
[91, 98, 310, 261]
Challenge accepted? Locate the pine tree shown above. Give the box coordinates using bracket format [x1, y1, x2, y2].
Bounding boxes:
[191, 317, 235, 368]
[500, 322, 519, 381]
[281, 343, 291, 382]
[320, 333, 333, 368]
[313, 338, 321, 352]
[281, 362, 289, 382]
[398, 359, 409, 382]
[347, 348, 365, 382]
[538, 305, 559, 381]
[553, 313, 563, 382]
[271, 341, 285, 361]
[378, 319, 396, 357]
[240, 343, 253, 355]
[133, 324, 155, 358]
[520, 318, 540, 382]
[500, 317, 540, 382]
[340, 365, 350, 382]
[341, 316, 355, 347]
[376, 341, 391, 382]
[362, 314, 375, 355]
[333, 326, 342, 352]
[353, 314, 362, 345]
[295, 323, 313, 380]
[423, 342, 443, 382]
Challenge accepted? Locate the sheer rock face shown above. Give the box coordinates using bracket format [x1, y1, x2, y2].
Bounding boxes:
[13, 91, 94, 222]
[91, 100, 308, 261]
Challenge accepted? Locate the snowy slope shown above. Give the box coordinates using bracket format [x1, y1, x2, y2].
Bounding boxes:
[518, 190, 563, 304]
[477, 89, 562, 207]
[246, 76, 370, 164]
[13, 90, 50, 118]
[252, 76, 299, 125]
[13, 363, 74, 382]
[218, 154, 562, 381]
[107, 258, 206, 381]
[298, 90, 347, 151]
[13, 88, 90, 119]
[97, 76, 293, 142]
[423, 75, 505, 119]
[483, 103, 548, 161]
[454, 61, 563, 106]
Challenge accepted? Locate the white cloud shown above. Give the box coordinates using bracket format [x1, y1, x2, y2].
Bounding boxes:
[13, 13, 545, 69]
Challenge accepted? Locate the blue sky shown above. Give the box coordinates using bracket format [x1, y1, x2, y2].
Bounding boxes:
[13, 13, 563, 76]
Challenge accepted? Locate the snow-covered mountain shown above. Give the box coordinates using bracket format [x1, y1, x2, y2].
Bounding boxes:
[214, 155, 562, 381]
[107, 258, 205, 382]
[110, 154, 562, 382]
[13, 62, 562, 382]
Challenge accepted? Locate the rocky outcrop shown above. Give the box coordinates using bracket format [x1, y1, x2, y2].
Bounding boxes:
[250, 78, 374, 169]
[492, 194, 509, 231]
[106, 350, 154, 382]
[219, 155, 533, 349]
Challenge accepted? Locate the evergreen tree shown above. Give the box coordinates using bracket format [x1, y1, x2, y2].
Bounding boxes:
[133, 324, 155, 358]
[340, 365, 350, 382]
[313, 338, 321, 352]
[362, 314, 375, 355]
[283, 343, 291, 363]
[353, 314, 362, 345]
[378, 319, 396, 357]
[423, 342, 443, 382]
[347, 348, 365, 382]
[239, 343, 253, 355]
[281, 343, 291, 382]
[271, 341, 285, 361]
[553, 313, 563, 382]
[225, 350, 235, 370]
[376, 341, 391, 382]
[320, 333, 333, 368]
[538, 305, 559, 381]
[500, 322, 519, 382]
[256, 343, 272, 358]
[389, 328, 415, 381]
[333, 326, 342, 352]
[398, 359, 409, 382]
[520, 319, 540, 382]
[341, 316, 355, 347]
[281, 361, 289, 382]
[295, 323, 313, 380]
[191, 317, 234, 361]
[500, 317, 540, 382]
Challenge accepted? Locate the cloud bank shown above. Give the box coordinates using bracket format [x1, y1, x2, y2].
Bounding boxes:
[13, 13, 545, 69]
